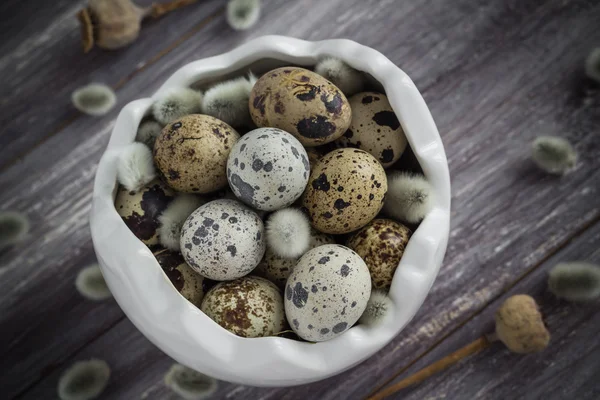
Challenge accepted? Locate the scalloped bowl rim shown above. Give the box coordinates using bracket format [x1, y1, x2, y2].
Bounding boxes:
[90, 35, 450, 387]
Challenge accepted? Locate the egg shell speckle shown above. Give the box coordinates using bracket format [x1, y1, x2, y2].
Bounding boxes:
[335, 92, 407, 168]
[255, 229, 335, 289]
[201, 276, 286, 338]
[302, 148, 387, 234]
[155, 250, 209, 307]
[249, 67, 352, 147]
[227, 128, 310, 211]
[114, 180, 174, 245]
[180, 199, 265, 281]
[153, 114, 240, 193]
[284, 244, 371, 342]
[347, 219, 412, 289]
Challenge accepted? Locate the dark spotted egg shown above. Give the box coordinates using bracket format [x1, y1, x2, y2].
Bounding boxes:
[201, 276, 286, 338]
[155, 250, 210, 308]
[114, 179, 174, 245]
[335, 92, 407, 168]
[284, 244, 371, 342]
[226, 128, 310, 211]
[180, 199, 265, 281]
[153, 114, 240, 193]
[347, 219, 412, 290]
[249, 67, 352, 147]
[302, 148, 387, 234]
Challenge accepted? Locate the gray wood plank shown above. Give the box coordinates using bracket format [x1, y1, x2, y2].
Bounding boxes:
[380, 223, 600, 400]
[2, 0, 600, 398]
[0, 0, 224, 172]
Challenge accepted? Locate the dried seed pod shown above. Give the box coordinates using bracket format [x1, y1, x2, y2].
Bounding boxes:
[78, 0, 148, 52]
[494, 294, 550, 354]
[77, 0, 200, 52]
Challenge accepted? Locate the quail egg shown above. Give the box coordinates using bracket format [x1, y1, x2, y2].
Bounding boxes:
[347, 219, 412, 289]
[227, 128, 310, 211]
[249, 67, 352, 147]
[153, 114, 240, 193]
[155, 250, 209, 307]
[284, 244, 371, 341]
[201, 276, 286, 338]
[302, 148, 387, 234]
[180, 199, 265, 281]
[335, 92, 407, 168]
[114, 179, 174, 245]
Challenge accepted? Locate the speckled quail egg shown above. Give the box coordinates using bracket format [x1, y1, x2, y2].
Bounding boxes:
[227, 128, 310, 211]
[347, 219, 412, 289]
[153, 114, 240, 193]
[155, 250, 210, 307]
[284, 244, 371, 341]
[114, 179, 174, 245]
[254, 229, 335, 289]
[201, 276, 286, 338]
[249, 67, 352, 147]
[302, 148, 387, 234]
[180, 199, 265, 281]
[335, 92, 407, 168]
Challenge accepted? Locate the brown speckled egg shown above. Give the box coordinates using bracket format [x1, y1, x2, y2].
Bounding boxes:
[114, 180, 174, 245]
[302, 148, 387, 234]
[153, 114, 240, 193]
[347, 219, 412, 289]
[200, 276, 286, 338]
[335, 92, 407, 168]
[155, 250, 210, 307]
[249, 67, 351, 147]
[255, 229, 335, 289]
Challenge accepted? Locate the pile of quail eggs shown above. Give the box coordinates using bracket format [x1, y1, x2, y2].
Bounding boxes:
[114, 59, 430, 342]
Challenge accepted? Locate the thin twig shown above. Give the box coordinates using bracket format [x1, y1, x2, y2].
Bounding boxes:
[150, 0, 198, 19]
[368, 336, 493, 400]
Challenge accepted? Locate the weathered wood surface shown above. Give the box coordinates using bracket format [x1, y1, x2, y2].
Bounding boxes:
[1, 0, 599, 399]
[380, 223, 600, 400]
[0, 0, 224, 172]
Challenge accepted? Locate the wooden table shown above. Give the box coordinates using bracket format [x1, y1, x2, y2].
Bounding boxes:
[1, 0, 599, 399]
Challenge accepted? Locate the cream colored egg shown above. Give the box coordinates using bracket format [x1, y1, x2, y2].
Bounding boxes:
[155, 250, 207, 307]
[153, 114, 240, 193]
[347, 219, 412, 289]
[302, 148, 387, 234]
[255, 229, 335, 289]
[114, 180, 175, 245]
[249, 67, 352, 147]
[284, 244, 371, 342]
[201, 276, 286, 338]
[335, 92, 407, 168]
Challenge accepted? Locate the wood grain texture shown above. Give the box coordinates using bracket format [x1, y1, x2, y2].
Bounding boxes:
[0, 0, 224, 172]
[1, 0, 599, 399]
[379, 222, 600, 400]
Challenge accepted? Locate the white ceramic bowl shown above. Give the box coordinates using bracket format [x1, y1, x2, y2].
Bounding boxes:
[90, 35, 450, 387]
